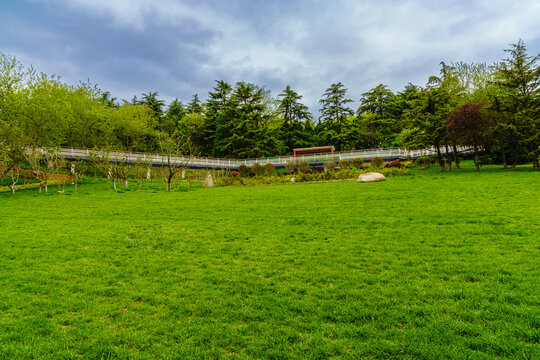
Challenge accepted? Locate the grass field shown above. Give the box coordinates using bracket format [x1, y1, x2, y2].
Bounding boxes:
[0, 163, 539, 359]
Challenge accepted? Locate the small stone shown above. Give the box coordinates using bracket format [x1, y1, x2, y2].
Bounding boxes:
[203, 172, 214, 187]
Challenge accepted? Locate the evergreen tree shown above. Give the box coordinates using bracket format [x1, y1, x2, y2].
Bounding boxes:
[277, 85, 314, 152]
[318, 82, 354, 150]
[356, 84, 398, 147]
[204, 81, 232, 156]
[490, 40, 539, 170]
[213, 82, 282, 158]
[164, 99, 186, 134]
[186, 94, 203, 114]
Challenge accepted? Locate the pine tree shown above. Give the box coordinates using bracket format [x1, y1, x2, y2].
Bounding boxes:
[318, 82, 354, 150]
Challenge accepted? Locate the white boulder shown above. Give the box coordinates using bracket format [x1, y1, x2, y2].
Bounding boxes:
[357, 172, 386, 182]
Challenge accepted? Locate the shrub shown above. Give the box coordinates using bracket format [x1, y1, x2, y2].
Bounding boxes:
[380, 167, 409, 177]
[414, 156, 432, 165]
[229, 171, 240, 177]
[338, 159, 350, 169]
[386, 160, 402, 168]
[402, 160, 414, 168]
[350, 158, 364, 168]
[251, 163, 263, 176]
[263, 163, 275, 176]
[238, 165, 249, 177]
[371, 156, 385, 168]
[284, 161, 296, 173]
[323, 161, 336, 172]
[298, 161, 310, 173]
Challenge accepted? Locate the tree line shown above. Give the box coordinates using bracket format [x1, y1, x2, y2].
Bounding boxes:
[1, 41, 538, 172]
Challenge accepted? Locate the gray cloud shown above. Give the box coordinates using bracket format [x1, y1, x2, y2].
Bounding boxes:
[1, 0, 538, 112]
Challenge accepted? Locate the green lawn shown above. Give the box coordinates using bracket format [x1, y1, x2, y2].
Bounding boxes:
[0, 164, 539, 359]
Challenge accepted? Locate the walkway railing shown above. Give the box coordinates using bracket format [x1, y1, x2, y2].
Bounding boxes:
[59, 146, 473, 169]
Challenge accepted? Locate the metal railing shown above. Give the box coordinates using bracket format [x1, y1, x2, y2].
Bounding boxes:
[58, 146, 473, 169]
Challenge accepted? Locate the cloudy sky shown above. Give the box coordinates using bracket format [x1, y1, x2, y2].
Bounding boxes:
[1, 0, 539, 113]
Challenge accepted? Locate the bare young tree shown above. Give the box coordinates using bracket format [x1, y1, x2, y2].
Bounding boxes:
[157, 132, 195, 191]
[88, 147, 118, 190]
[71, 159, 86, 195]
[43, 147, 63, 192]
[133, 157, 150, 189]
[24, 147, 45, 194]
[114, 155, 133, 189]
[0, 128, 27, 192]
[7, 162, 21, 195]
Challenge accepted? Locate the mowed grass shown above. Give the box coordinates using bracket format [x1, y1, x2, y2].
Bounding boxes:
[0, 164, 539, 359]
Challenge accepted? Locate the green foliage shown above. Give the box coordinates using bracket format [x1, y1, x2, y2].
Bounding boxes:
[278, 86, 314, 152]
[338, 159, 350, 169]
[318, 83, 354, 150]
[284, 161, 296, 173]
[489, 40, 540, 169]
[140, 91, 165, 120]
[323, 160, 336, 171]
[238, 164, 249, 177]
[251, 163, 263, 176]
[213, 82, 283, 158]
[350, 157, 364, 168]
[356, 84, 400, 147]
[263, 163, 275, 176]
[414, 156, 433, 165]
[163, 99, 185, 134]
[370, 156, 385, 168]
[298, 161, 310, 173]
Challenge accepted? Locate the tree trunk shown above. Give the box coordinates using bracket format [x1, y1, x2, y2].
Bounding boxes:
[444, 140, 452, 172]
[11, 186, 15, 195]
[499, 138, 507, 169]
[125, 179, 128, 188]
[452, 141, 460, 169]
[530, 144, 539, 171]
[473, 140, 481, 171]
[39, 184, 42, 194]
[532, 155, 539, 171]
[511, 141, 520, 169]
[45, 182, 48, 192]
[113, 180, 117, 191]
[167, 180, 171, 191]
[435, 140, 446, 171]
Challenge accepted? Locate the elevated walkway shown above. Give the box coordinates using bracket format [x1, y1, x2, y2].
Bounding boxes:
[59, 146, 474, 170]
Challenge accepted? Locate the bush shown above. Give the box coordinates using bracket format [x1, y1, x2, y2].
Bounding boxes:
[402, 160, 414, 168]
[229, 171, 240, 177]
[350, 158, 364, 168]
[263, 163, 275, 176]
[298, 161, 310, 173]
[284, 161, 296, 173]
[386, 160, 402, 168]
[414, 156, 432, 165]
[238, 165, 249, 177]
[370, 156, 385, 168]
[251, 163, 263, 176]
[338, 159, 350, 169]
[323, 161, 336, 172]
